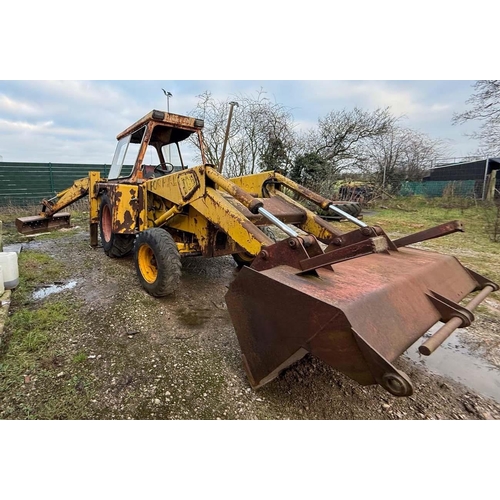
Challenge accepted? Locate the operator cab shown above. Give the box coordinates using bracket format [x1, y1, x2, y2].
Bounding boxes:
[107, 109, 205, 181]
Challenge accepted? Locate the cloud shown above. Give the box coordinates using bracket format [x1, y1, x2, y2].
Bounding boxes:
[0, 80, 483, 163]
[0, 93, 39, 115]
[0, 118, 100, 138]
[429, 103, 451, 112]
[26, 80, 124, 108]
[0, 118, 53, 132]
[293, 118, 318, 132]
[300, 81, 452, 118]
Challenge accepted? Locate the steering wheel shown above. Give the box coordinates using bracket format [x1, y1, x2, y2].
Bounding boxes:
[154, 162, 174, 175]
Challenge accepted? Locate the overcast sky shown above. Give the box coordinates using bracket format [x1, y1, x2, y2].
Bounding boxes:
[0, 80, 482, 166]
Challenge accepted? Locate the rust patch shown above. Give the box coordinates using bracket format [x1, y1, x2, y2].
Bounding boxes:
[273, 173, 333, 210]
[123, 210, 135, 230]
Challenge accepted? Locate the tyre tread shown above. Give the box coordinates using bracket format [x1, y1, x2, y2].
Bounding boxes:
[134, 228, 182, 296]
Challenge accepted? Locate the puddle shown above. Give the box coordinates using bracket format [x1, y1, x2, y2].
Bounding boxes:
[174, 306, 212, 327]
[404, 323, 500, 404]
[32, 281, 77, 300]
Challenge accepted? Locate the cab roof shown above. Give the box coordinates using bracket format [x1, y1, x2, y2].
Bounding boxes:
[116, 110, 204, 143]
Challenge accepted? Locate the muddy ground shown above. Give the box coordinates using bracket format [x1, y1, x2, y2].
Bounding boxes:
[1, 225, 500, 420]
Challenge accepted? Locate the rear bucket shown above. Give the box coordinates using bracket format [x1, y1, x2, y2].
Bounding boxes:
[225, 244, 487, 397]
[16, 213, 71, 235]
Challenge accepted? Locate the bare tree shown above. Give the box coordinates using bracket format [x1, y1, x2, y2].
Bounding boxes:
[302, 107, 397, 175]
[360, 127, 449, 192]
[189, 89, 297, 177]
[189, 91, 233, 167]
[453, 80, 500, 155]
[288, 107, 398, 196]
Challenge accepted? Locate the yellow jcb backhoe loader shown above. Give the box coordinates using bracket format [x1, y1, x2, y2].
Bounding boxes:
[16, 110, 498, 397]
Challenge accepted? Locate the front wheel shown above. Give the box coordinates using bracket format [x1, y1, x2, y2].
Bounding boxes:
[134, 228, 182, 297]
[232, 226, 277, 267]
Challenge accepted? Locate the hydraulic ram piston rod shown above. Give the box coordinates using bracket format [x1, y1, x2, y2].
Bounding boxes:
[205, 168, 299, 238]
[328, 204, 367, 228]
[270, 173, 367, 228]
[258, 207, 298, 238]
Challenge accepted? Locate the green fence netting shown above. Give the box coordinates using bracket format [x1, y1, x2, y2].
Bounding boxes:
[0, 162, 112, 206]
[399, 180, 479, 198]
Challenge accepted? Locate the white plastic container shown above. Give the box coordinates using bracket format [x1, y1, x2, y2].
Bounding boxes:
[0, 252, 19, 289]
[0, 266, 4, 295]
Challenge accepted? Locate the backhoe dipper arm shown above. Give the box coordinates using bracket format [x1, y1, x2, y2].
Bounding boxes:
[40, 177, 91, 217]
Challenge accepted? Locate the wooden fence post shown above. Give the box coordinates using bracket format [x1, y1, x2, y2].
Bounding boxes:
[486, 169, 497, 201]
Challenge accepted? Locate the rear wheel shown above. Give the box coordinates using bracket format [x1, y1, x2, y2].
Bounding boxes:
[330, 201, 362, 217]
[134, 228, 182, 297]
[99, 194, 135, 258]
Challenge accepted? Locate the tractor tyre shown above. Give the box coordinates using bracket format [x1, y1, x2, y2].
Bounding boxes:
[134, 228, 182, 297]
[330, 202, 362, 219]
[99, 194, 135, 258]
[232, 252, 255, 267]
[232, 226, 277, 267]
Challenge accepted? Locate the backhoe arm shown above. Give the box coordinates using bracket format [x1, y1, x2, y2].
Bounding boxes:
[40, 177, 90, 217]
[16, 175, 98, 235]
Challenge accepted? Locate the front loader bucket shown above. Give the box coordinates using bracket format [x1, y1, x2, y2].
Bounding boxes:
[225, 241, 495, 397]
[15, 213, 71, 235]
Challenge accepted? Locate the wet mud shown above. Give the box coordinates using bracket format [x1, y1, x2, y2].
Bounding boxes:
[4, 228, 500, 420]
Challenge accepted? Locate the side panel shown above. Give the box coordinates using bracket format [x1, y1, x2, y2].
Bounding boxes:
[166, 206, 246, 257]
[99, 184, 142, 234]
[145, 166, 206, 206]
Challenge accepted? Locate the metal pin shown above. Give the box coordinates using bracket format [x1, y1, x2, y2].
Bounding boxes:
[328, 204, 368, 228]
[258, 207, 298, 238]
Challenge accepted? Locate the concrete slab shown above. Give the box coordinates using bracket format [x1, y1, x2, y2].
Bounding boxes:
[3, 244, 23, 254]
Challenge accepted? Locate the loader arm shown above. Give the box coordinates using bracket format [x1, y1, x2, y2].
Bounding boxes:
[190, 187, 275, 255]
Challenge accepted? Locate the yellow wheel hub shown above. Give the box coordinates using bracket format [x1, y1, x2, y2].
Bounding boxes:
[138, 244, 158, 284]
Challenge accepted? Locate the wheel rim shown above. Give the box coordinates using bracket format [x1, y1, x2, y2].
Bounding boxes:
[101, 204, 112, 242]
[138, 244, 158, 283]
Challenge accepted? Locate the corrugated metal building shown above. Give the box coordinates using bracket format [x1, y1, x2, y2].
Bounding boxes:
[424, 158, 500, 199]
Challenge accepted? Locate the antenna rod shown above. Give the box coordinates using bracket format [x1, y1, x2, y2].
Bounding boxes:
[219, 101, 238, 174]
